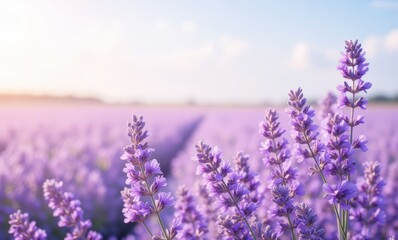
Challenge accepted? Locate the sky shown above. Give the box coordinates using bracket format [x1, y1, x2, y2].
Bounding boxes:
[0, 0, 397, 105]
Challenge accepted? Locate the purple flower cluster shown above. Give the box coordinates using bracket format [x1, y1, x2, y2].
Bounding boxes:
[234, 152, 261, 205]
[336, 39, 372, 240]
[287, 87, 360, 240]
[43, 179, 102, 240]
[350, 161, 385, 238]
[121, 115, 177, 240]
[8, 210, 47, 240]
[259, 109, 303, 238]
[323, 180, 357, 210]
[336, 39, 370, 162]
[174, 185, 208, 239]
[325, 113, 355, 179]
[286, 40, 375, 239]
[295, 203, 324, 240]
[337, 40, 371, 110]
[287, 88, 329, 177]
[194, 141, 258, 239]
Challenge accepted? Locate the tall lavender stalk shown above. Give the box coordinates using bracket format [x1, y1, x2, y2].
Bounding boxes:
[9, 210, 47, 240]
[337, 39, 371, 238]
[259, 109, 303, 239]
[234, 152, 261, 207]
[295, 203, 324, 239]
[120, 115, 178, 240]
[337, 40, 371, 142]
[337, 39, 371, 161]
[43, 179, 102, 240]
[324, 111, 357, 236]
[194, 141, 258, 240]
[350, 161, 385, 238]
[174, 185, 208, 239]
[287, 88, 352, 239]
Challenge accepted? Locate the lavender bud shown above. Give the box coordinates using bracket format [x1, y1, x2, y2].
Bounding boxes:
[8, 210, 47, 240]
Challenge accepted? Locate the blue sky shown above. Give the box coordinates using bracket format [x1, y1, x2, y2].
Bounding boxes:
[0, 0, 397, 104]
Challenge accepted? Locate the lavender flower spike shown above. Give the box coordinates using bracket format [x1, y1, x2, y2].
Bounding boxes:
[350, 161, 386, 238]
[287, 88, 348, 239]
[323, 180, 357, 210]
[337, 39, 371, 239]
[194, 141, 258, 240]
[337, 40, 371, 109]
[9, 210, 47, 240]
[337, 40, 371, 144]
[234, 151, 261, 204]
[43, 179, 102, 240]
[325, 113, 355, 179]
[121, 115, 176, 239]
[295, 203, 324, 240]
[286, 88, 329, 177]
[260, 108, 302, 239]
[174, 185, 208, 240]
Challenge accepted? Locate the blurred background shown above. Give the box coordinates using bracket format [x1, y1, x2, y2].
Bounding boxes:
[1, 1, 398, 239]
[0, 0, 397, 106]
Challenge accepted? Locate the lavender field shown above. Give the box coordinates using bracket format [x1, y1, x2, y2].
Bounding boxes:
[2, 101, 398, 239]
[2, 0, 398, 238]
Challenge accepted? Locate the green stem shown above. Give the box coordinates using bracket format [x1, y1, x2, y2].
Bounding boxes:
[304, 138, 346, 239]
[332, 205, 347, 240]
[140, 165, 170, 240]
[143, 221, 154, 238]
[337, 204, 342, 239]
[344, 67, 357, 239]
[287, 214, 297, 240]
[148, 184, 169, 239]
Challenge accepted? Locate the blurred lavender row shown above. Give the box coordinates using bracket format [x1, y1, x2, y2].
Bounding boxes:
[0, 106, 202, 239]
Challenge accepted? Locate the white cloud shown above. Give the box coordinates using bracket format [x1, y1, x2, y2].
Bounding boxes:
[137, 35, 249, 69]
[181, 21, 196, 34]
[362, 28, 398, 59]
[219, 36, 249, 58]
[363, 36, 382, 58]
[385, 29, 398, 51]
[135, 36, 250, 69]
[290, 42, 311, 70]
[289, 42, 343, 71]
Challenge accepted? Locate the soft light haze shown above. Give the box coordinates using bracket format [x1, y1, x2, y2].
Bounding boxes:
[0, 0, 397, 105]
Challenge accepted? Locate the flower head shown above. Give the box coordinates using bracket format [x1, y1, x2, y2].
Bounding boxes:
[43, 179, 102, 240]
[121, 115, 175, 239]
[350, 161, 386, 237]
[323, 180, 357, 210]
[295, 203, 324, 240]
[194, 141, 257, 239]
[338, 40, 369, 81]
[337, 40, 371, 109]
[9, 210, 47, 240]
[174, 185, 208, 239]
